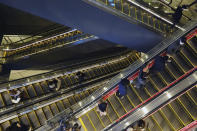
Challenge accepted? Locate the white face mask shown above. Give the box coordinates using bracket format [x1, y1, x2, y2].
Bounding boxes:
[49, 84, 55, 88]
[179, 40, 185, 45]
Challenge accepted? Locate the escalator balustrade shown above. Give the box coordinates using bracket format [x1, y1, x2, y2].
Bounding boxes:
[88, 0, 172, 34]
[78, 33, 197, 131]
[0, 51, 139, 131]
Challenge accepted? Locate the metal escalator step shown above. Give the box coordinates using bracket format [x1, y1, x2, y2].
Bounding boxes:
[27, 112, 40, 129]
[0, 96, 4, 108]
[177, 53, 193, 69]
[145, 82, 158, 95]
[81, 115, 95, 131]
[185, 44, 197, 58]
[40, 82, 49, 93]
[108, 95, 126, 117]
[73, 95, 81, 102]
[160, 69, 174, 83]
[152, 112, 171, 131]
[42, 106, 53, 119]
[170, 100, 193, 124]
[173, 54, 191, 72]
[62, 99, 71, 109]
[63, 76, 72, 86]
[1, 121, 10, 130]
[188, 88, 197, 102]
[170, 60, 185, 75]
[150, 75, 166, 89]
[118, 94, 133, 112]
[189, 37, 197, 51]
[26, 85, 37, 98]
[182, 48, 197, 66]
[2, 92, 12, 106]
[19, 115, 31, 128]
[127, 86, 141, 106]
[10, 118, 19, 124]
[135, 87, 150, 101]
[106, 100, 119, 121]
[145, 117, 161, 131]
[49, 103, 59, 115]
[161, 106, 183, 130]
[56, 101, 65, 112]
[179, 94, 197, 119]
[166, 63, 181, 79]
[88, 110, 104, 130]
[33, 84, 44, 96]
[68, 97, 76, 105]
[35, 109, 47, 125]
[100, 112, 111, 127]
[123, 4, 129, 16]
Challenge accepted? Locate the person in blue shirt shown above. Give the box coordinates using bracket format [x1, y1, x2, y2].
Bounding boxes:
[134, 67, 149, 89]
[97, 100, 108, 116]
[116, 78, 130, 99]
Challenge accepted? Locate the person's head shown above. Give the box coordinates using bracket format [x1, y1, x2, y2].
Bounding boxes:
[48, 80, 54, 85]
[73, 123, 79, 129]
[180, 37, 186, 45]
[121, 78, 130, 86]
[163, 56, 169, 61]
[138, 120, 145, 128]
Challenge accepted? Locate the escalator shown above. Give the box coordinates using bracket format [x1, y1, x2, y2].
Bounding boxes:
[0, 50, 139, 130]
[85, 0, 174, 34]
[77, 28, 197, 130]
[0, 28, 96, 63]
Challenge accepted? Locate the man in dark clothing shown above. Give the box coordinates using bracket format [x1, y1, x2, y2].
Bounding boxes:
[6, 122, 30, 131]
[48, 78, 61, 91]
[134, 67, 149, 89]
[149, 55, 169, 74]
[97, 101, 108, 116]
[167, 37, 186, 57]
[76, 71, 86, 83]
[116, 78, 130, 99]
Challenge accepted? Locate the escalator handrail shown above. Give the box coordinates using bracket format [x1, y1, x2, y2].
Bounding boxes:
[0, 49, 131, 92]
[39, 17, 197, 130]
[1, 28, 77, 51]
[103, 66, 197, 130]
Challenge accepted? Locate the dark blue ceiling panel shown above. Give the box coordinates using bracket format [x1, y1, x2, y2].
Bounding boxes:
[0, 0, 163, 52]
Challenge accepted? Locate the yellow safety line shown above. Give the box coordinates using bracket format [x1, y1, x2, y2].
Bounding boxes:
[177, 98, 195, 121]
[33, 111, 41, 126]
[135, 7, 137, 20]
[59, 100, 66, 109]
[180, 51, 195, 67]
[23, 87, 30, 98]
[61, 76, 69, 87]
[79, 117, 87, 131]
[107, 99, 120, 118]
[41, 108, 47, 120]
[148, 76, 161, 91]
[126, 95, 135, 108]
[158, 110, 176, 131]
[130, 85, 143, 102]
[24, 114, 33, 129]
[0, 94, 5, 106]
[186, 92, 197, 105]
[171, 57, 186, 73]
[48, 105, 54, 116]
[37, 83, 44, 93]
[93, 109, 105, 128]
[54, 103, 60, 112]
[86, 114, 96, 131]
[30, 84, 37, 96]
[114, 0, 116, 9]
[115, 96, 127, 113]
[128, 4, 131, 16]
[186, 40, 197, 54]
[150, 115, 163, 131]
[67, 75, 73, 85]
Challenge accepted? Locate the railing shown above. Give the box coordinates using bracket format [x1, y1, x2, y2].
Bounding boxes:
[37, 17, 197, 131]
[0, 48, 132, 92]
[83, 0, 184, 33]
[103, 67, 197, 130]
[2, 24, 65, 46]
